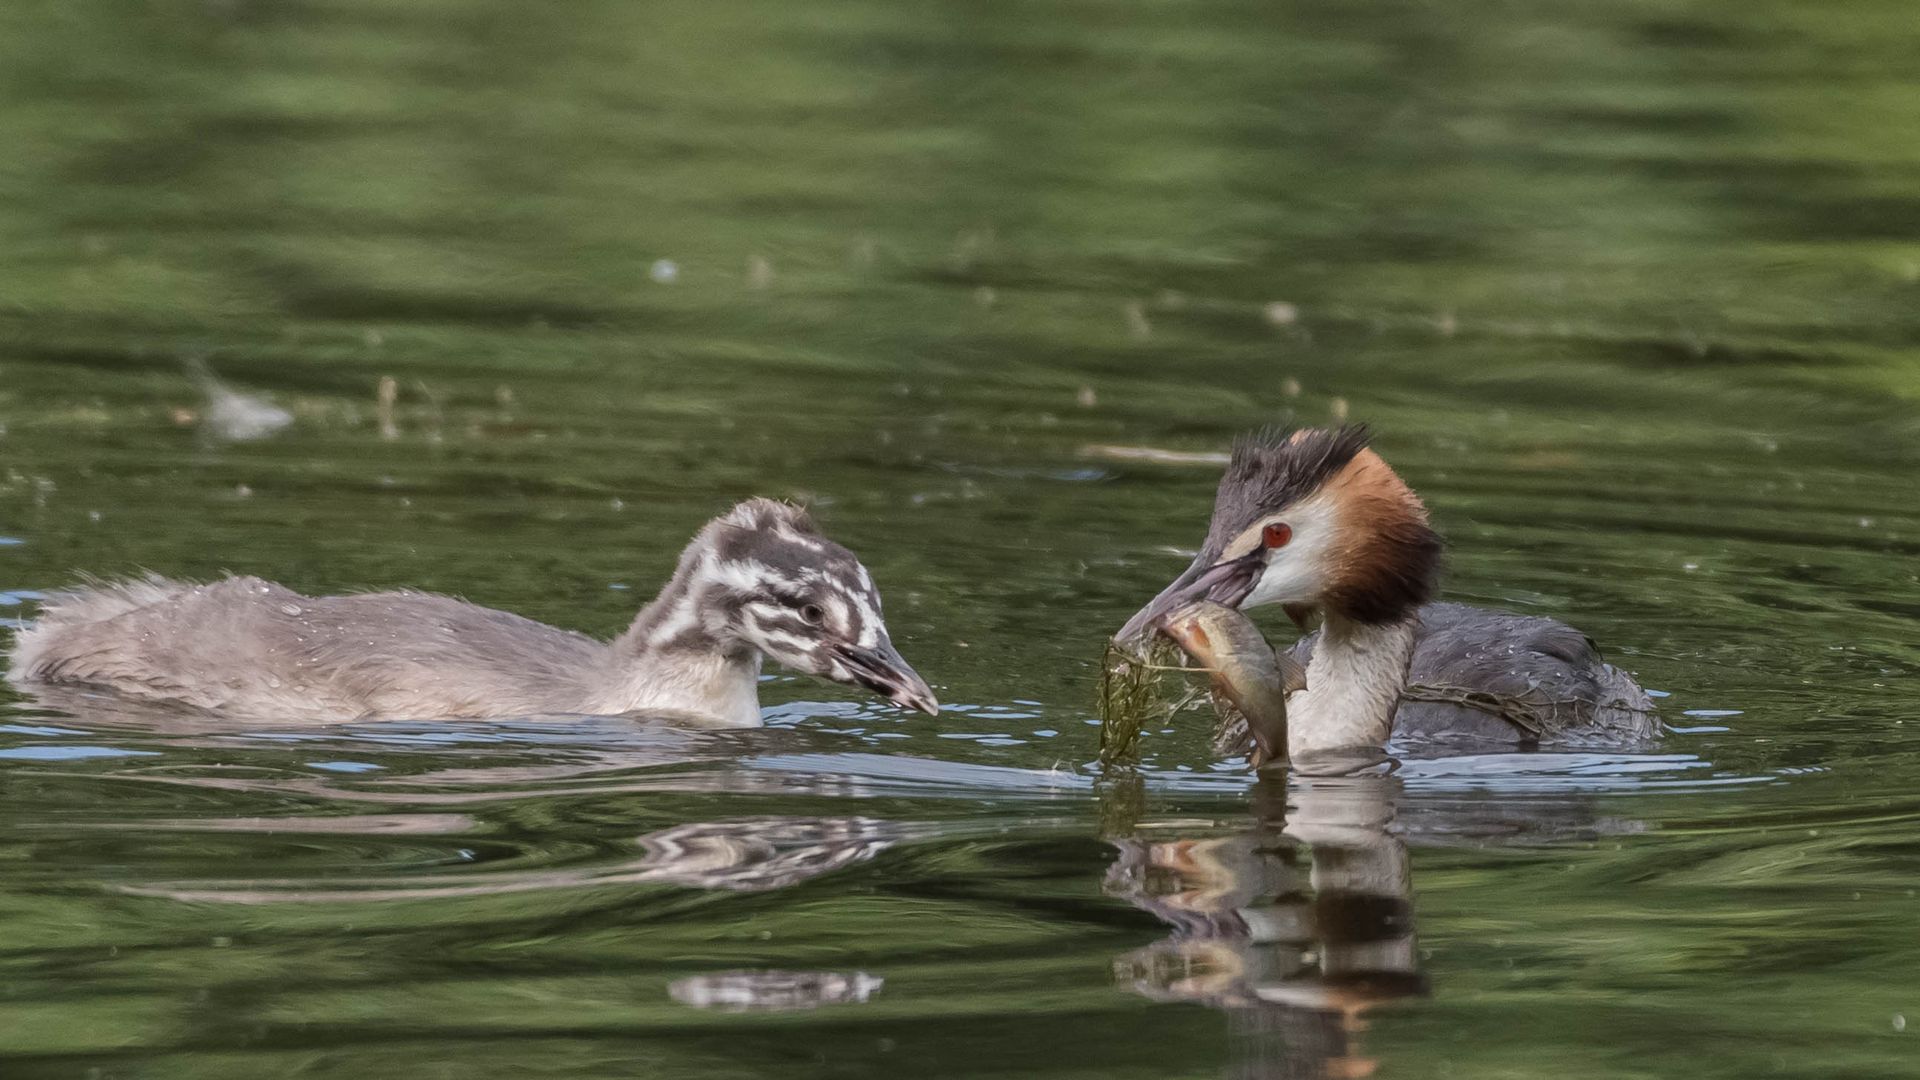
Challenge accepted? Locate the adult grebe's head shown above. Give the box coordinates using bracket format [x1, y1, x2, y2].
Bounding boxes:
[656, 499, 938, 715]
[1118, 425, 1442, 642]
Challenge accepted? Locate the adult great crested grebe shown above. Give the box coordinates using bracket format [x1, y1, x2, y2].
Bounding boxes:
[7, 499, 937, 726]
[1118, 425, 1656, 756]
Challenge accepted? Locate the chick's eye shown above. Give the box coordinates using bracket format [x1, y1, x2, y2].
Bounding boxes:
[799, 603, 826, 626]
[1262, 522, 1292, 549]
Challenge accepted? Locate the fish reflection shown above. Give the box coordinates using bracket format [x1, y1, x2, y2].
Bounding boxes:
[119, 815, 915, 903]
[669, 970, 884, 1012]
[1106, 768, 1423, 1078]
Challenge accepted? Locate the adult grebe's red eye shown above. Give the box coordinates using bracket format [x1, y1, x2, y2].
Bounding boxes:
[1262, 522, 1292, 549]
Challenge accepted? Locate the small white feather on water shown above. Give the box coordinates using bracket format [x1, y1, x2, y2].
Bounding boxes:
[186, 357, 292, 442]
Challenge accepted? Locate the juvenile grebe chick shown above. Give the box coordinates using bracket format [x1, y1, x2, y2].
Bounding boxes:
[7, 499, 938, 726]
[1118, 425, 1655, 756]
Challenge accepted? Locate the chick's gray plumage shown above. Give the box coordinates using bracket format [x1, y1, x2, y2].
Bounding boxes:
[12, 576, 608, 721]
[6, 499, 937, 725]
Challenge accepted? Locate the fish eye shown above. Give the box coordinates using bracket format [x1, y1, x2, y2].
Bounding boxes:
[1262, 522, 1292, 549]
[799, 603, 826, 626]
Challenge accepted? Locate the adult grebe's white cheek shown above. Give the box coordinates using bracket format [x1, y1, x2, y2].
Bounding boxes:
[1237, 498, 1339, 611]
[1243, 555, 1323, 609]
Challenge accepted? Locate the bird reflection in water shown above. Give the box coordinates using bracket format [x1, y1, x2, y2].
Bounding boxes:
[120, 814, 917, 902]
[633, 815, 902, 892]
[1106, 766, 1423, 1079]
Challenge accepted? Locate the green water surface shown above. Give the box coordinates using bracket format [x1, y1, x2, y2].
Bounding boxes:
[3, 0, 1919, 1076]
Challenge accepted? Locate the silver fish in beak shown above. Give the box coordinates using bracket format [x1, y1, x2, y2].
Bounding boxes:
[1158, 600, 1304, 769]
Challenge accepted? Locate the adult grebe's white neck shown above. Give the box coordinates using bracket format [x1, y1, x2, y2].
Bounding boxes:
[1286, 612, 1415, 755]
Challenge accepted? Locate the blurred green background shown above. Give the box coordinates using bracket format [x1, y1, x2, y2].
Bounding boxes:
[2, 0, 1918, 1076]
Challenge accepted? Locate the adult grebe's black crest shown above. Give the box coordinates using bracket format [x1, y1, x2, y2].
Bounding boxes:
[1206, 424, 1375, 552]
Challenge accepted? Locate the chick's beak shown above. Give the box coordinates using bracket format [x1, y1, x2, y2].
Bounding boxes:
[1116, 552, 1263, 644]
[835, 640, 939, 716]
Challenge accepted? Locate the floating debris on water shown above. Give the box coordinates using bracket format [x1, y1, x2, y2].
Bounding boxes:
[1330, 396, 1350, 421]
[185, 357, 292, 443]
[670, 971, 883, 1012]
[1125, 300, 1152, 339]
[376, 376, 398, 440]
[1080, 444, 1230, 466]
[649, 258, 680, 284]
[1263, 300, 1299, 326]
[747, 255, 773, 289]
[1076, 385, 1098, 408]
[1281, 376, 1302, 398]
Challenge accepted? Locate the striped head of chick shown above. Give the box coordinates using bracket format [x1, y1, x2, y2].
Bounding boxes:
[670, 499, 939, 715]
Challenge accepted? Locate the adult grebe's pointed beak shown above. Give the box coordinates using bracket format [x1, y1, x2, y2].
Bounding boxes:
[1115, 552, 1264, 645]
[836, 641, 939, 716]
